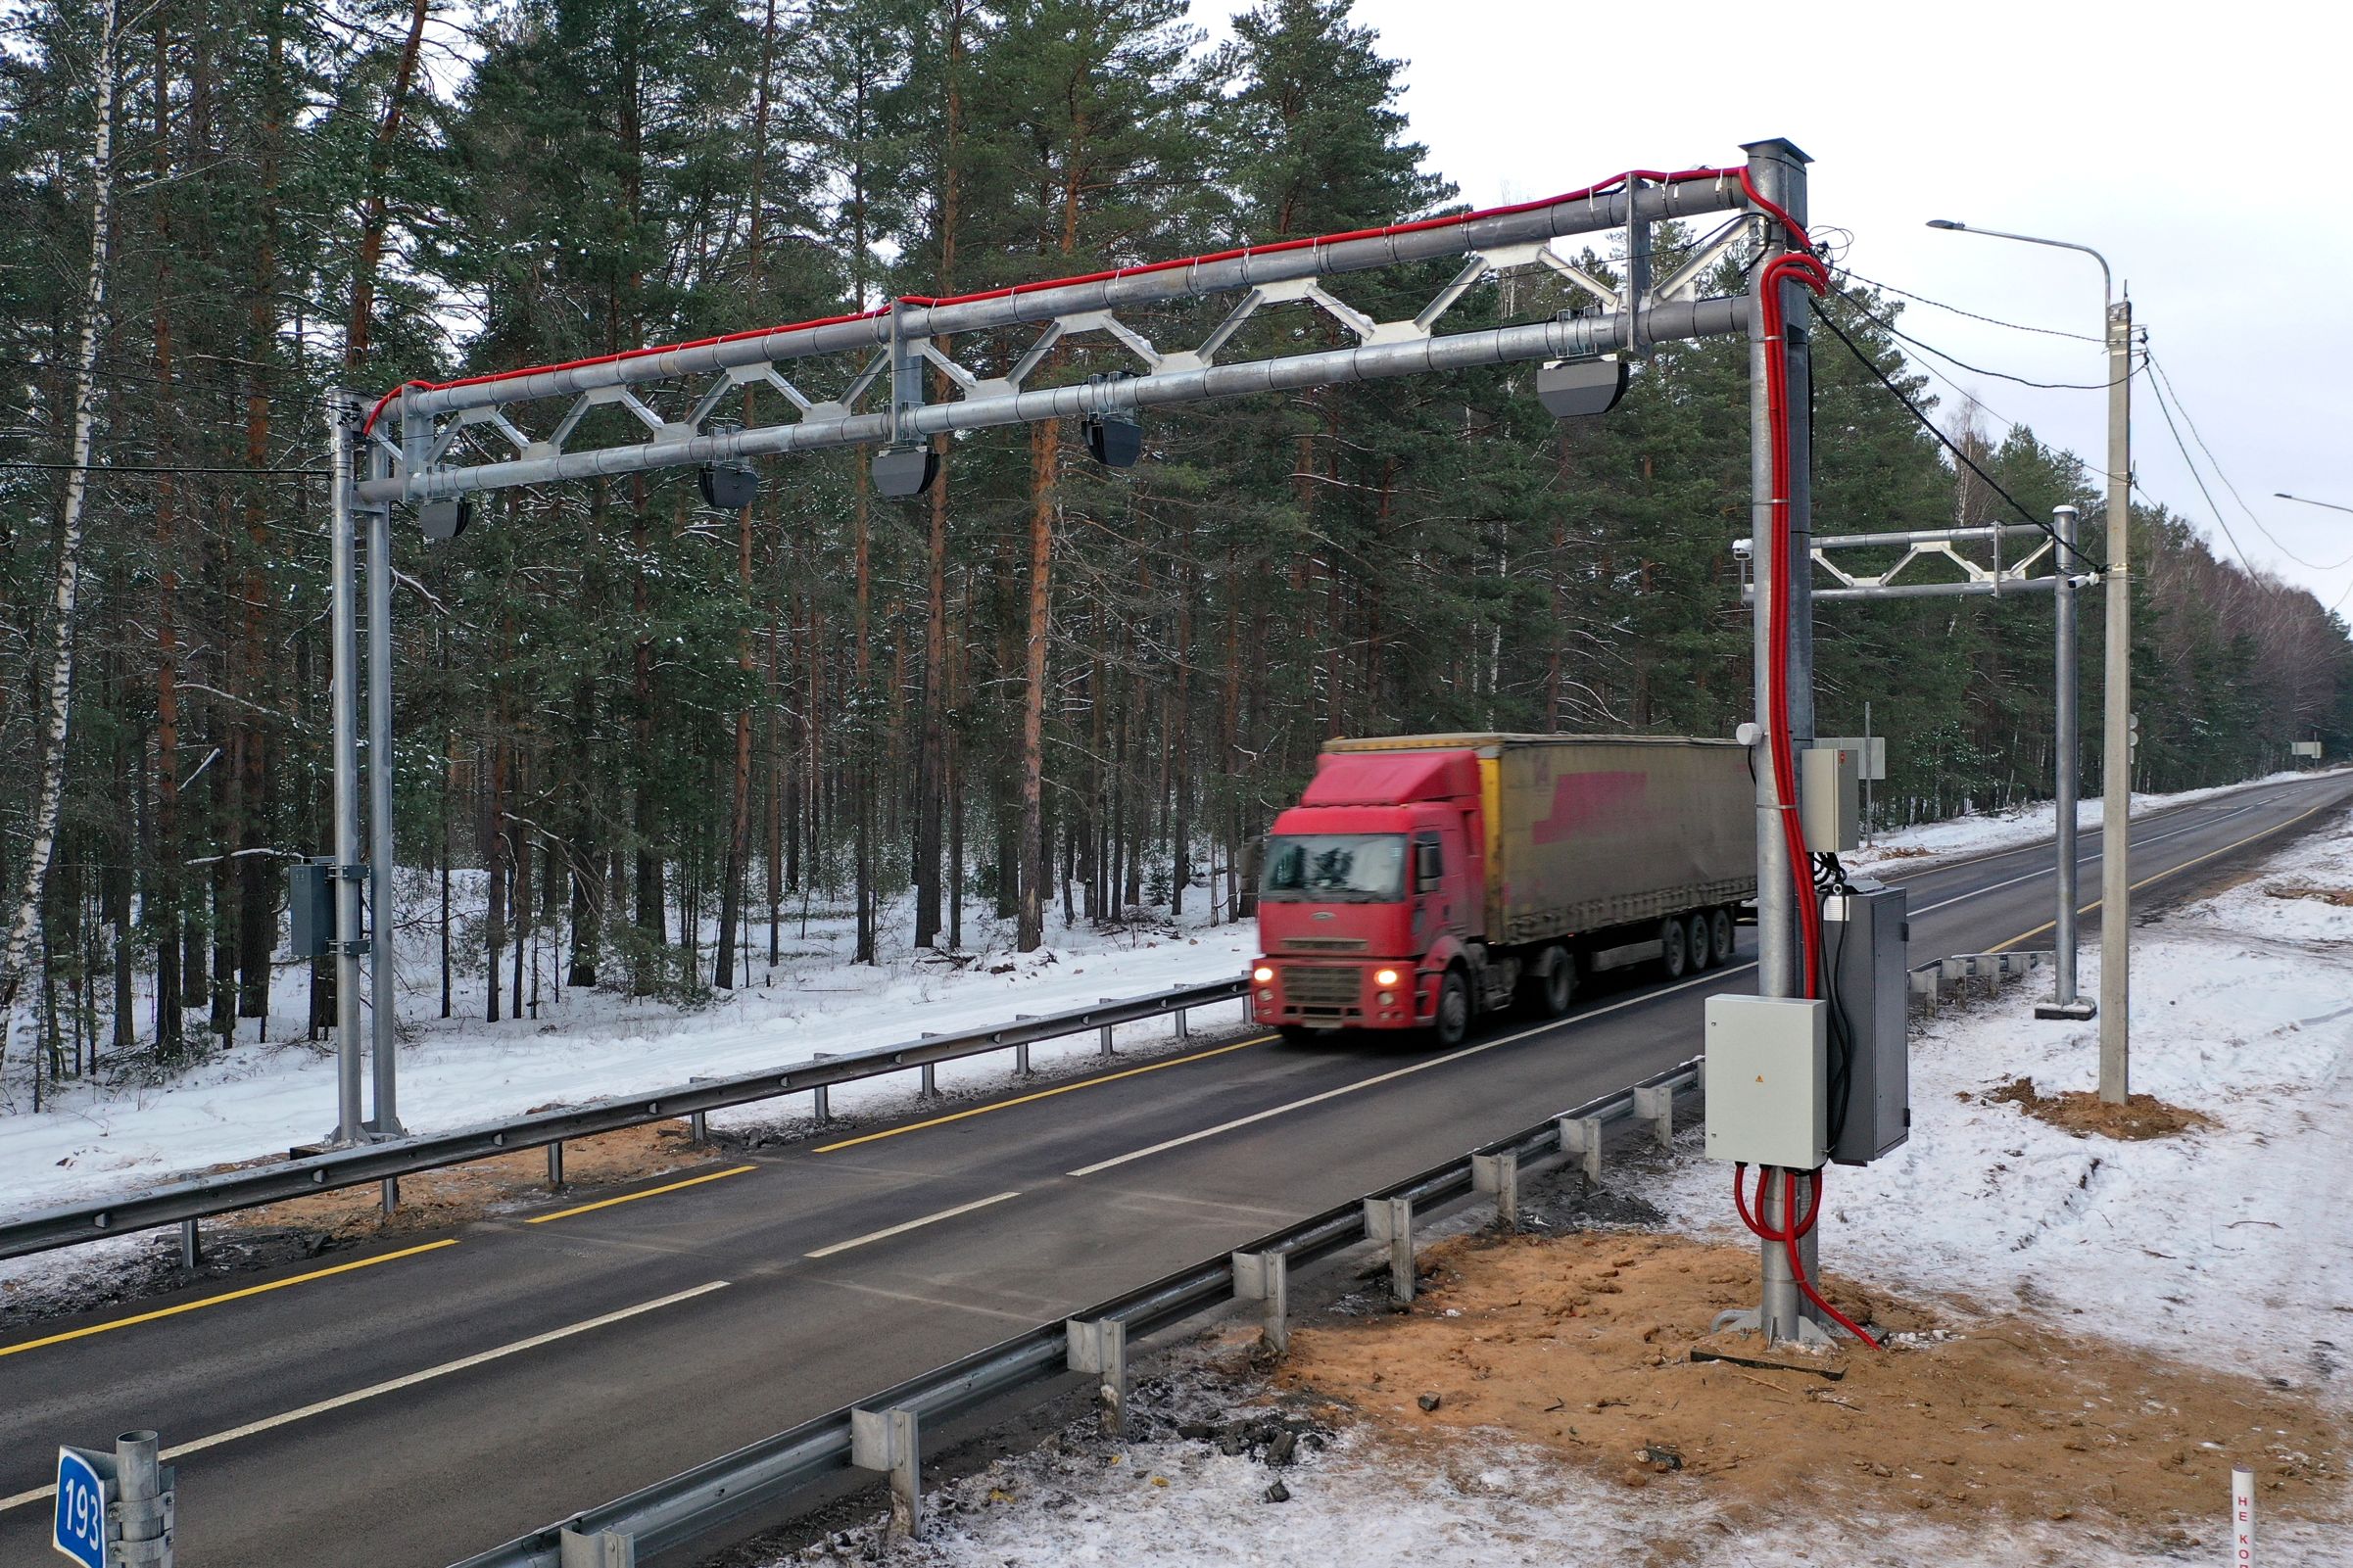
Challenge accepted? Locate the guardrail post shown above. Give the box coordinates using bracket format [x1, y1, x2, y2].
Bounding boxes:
[1098, 1004, 1116, 1057]
[179, 1218, 200, 1270]
[1632, 1084, 1674, 1151]
[813, 1084, 830, 1123]
[115, 1429, 173, 1568]
[920, 1063, 936, 1097]
[1066, 1317, 1128, 1436]
[1470, 1153, 1518, 1231]
[1015, 1041, 1031, 1075]
[1175, 1006, 1190, 1039]
[850, 1406, 923, 1540]
[1558, 1115, 1604, 1185]
[557, 1527, 636, 1567]
[381, 1177, 399, 1217]
[547, 1139, 565, 1187]
[688, 1076, 716, 1141]
[1363, 1196, 1415, 1305]
[1231, 1250, 1289, 1353]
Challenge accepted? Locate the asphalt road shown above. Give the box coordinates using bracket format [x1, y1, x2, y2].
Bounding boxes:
[2, 770, 2346, 1567]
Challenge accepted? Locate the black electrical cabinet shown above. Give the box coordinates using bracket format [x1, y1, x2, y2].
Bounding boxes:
[1824, 881, 1909, 1165]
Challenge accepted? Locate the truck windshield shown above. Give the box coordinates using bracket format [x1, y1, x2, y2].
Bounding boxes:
[1260, 833, 1407, 902]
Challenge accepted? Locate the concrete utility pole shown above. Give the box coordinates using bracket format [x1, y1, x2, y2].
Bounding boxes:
[2037, 504, 2094, 1021]
[1927, 219, 2129, 1099]
[2098, 295, 2133, 1102]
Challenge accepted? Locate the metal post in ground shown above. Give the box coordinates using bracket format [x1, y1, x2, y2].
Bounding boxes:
[2099, 298, 2134, 1102]
[2039, 504, 2094, 1021]
[1741, 136, 1817, 1343]
[115, 1429, 173, 1567]
[326, 393, 365, 1146]
[364, 469, 403, 1136]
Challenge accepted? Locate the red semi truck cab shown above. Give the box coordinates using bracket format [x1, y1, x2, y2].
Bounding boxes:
[1251, 734, 1757, 1043]
[1251, 747, 1485, 1035]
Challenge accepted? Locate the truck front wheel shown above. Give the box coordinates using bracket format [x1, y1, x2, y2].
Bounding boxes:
[1432, 969, 1471, 1046]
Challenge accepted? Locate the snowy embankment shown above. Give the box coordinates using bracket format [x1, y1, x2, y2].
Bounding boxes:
[1848, 766, 2334, 870]
[0, 892, 1252, 1228]
[778, 799, 2353, 1568]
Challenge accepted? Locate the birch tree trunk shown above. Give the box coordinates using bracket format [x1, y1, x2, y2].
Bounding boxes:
[1, 0, 122, 1082]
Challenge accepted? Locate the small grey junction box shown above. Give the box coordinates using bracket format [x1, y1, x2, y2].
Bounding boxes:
[1704, 995, 1827, 1169]
[1824, 882, 1910, 1165]
[1801, 744, 1860, 852]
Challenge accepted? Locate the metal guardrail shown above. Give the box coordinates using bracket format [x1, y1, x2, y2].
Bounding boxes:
[450, 1053, 1703, 1567]
[0, 978, 1249, 1263]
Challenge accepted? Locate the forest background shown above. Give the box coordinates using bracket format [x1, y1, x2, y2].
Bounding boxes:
[2, 0, 2346, 1088]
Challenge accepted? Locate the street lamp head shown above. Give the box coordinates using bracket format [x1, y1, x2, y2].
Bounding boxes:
[1926, 218, 1966, 230]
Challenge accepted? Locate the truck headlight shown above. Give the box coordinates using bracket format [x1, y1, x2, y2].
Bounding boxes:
[1252, 965, 1275, 984]
[1374, 968, 1401, 987]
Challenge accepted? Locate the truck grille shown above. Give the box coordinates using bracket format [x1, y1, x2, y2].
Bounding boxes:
[1282, 965, 1362, 1007]
[1280, 937, 1367, 952]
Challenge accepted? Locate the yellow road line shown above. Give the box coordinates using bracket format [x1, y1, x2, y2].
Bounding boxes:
[0, 1238, 459, 1361]
[813, 1036, 1271, 1154]
[1990, 794, 2346, 952]
[524, 1164, 758, 1224]
[0, 1281, 732, 1516]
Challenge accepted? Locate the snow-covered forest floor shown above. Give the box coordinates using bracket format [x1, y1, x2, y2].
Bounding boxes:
[772, 796, 2353, 1567]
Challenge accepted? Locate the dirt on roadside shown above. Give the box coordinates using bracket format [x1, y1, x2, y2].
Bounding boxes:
[208, 1119, 718, 1243]
[1982, 1075, 2212, 1142]
[1276, 1230, 2343, 1548]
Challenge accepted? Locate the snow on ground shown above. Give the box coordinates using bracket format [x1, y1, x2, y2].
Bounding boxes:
[790, 1415, 2342, 1568]
[1848, 766, 2338, 870]
[775, 794, 2353, 1568]
[0, 885, 1253, 1231]
[1659, 800, 2353, 1389]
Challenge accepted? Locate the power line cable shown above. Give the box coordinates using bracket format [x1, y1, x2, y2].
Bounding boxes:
[1839, 269, 2104, 344]
[1837, 287, 2136, 391]
[2144, 356, 2353, 573]
[1808, 297, 2105, 575]
[2140, 378, 2256, 571]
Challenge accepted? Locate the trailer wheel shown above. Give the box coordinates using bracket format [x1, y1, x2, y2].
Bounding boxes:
[1685, 912, 1713, 973]
[1432, 969, 1471, 1046]
[1709, 907, 1737, 965]
[1659, 917, 1690, 979]
[1521, 944, 1575, 1018]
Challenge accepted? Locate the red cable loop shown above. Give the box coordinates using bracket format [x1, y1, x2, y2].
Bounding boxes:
[1730, 1165, 1880, 1350]
[362, 162, 1799, 436]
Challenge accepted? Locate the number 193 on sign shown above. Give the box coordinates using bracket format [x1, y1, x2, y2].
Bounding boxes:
[52, 1447, 113, 1568]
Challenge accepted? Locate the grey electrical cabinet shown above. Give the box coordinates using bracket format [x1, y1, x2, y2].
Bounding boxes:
[287, 860, 335, 959]
[1703, 995, 1827, 1169]
[1823, 881, 1909, 1164]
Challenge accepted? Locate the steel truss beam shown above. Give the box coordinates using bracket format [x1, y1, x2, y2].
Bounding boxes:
[356, 176, 1761, 506]
[1735, 522, 2068, 602]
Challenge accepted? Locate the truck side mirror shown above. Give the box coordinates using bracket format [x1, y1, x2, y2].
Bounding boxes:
[1416, 839, 1442, 893]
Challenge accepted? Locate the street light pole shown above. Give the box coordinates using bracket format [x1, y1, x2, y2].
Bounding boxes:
[1926, 219, 2130, 1100]
[2098, 294, 2133, 1103]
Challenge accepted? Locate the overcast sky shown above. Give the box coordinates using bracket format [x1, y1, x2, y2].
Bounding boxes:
[1190, 0, 2353, 617]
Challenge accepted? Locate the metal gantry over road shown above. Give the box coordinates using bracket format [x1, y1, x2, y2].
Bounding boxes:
[320, 138, 1850, 1344]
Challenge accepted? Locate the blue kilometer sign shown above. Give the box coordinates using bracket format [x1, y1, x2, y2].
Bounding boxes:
[52, 1447, 111, 1568]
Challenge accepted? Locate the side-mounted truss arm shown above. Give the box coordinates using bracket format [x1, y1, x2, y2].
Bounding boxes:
[1736, 523, 2074, 603]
